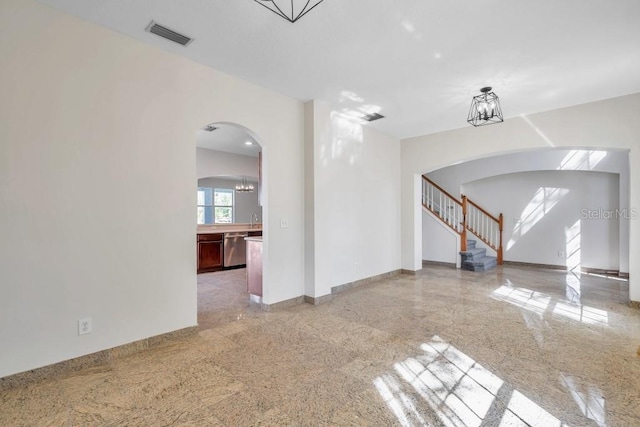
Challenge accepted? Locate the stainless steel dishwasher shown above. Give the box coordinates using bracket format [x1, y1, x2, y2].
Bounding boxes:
[223, 232, 248, 267]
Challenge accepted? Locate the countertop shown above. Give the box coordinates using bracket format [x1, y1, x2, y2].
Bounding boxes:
[244, 236, 263, 242]
[197, 224, 262, 234]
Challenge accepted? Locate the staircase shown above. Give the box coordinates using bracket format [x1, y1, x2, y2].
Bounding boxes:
[422, 175, 503, 272]
[460, 240, 497, 272]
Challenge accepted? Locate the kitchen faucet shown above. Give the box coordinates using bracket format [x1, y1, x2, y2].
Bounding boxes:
[250, 213, 259, 228]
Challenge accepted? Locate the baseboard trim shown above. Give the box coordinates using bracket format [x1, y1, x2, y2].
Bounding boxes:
[581, 266, 628, 278]
[304, 294, 333, 305]
[400, 269, 418, 275]
[304, 269, 402, 306]
[422, 260, 457, 268]
[503, 261, 567, 271]
[267, 270, 404, 308]
[0, 326, 198, 392]
[502, 261, 627, 278]
[331, 269, 401, 296]
[261, 296, 305, 311]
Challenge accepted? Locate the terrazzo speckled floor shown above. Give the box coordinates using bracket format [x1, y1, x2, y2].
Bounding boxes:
[1, 265, 639, 426]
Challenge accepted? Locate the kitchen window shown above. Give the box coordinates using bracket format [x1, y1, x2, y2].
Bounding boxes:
[197, 187, 213, 224]
[197, 187, 234, 224]
[213, 188, 234, 223]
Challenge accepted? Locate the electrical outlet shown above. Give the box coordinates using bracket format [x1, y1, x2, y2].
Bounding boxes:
[280, 218, 289, 228]
[558, 250, 565, 258]
[78, 317, 92, 336]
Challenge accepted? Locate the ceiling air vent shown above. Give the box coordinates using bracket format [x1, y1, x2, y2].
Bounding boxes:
[202, 124, 218, 132]
[145, 21, 193, 46]
[362, 112, 385, 122]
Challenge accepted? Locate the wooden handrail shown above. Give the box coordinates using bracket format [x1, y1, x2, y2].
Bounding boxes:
[422, 175, 464, 238]
[461, 195, 468, 251]
[464, 195, 500, 223]
[422, 202, 464, 236]
[498, 213, 503, 264]
[466, 228, 497, 250]
[423, 176, 462, 207]
[423, 177, 503, 265]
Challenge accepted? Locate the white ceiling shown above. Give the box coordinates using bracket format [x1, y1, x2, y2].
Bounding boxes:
[196, 124, 261, 158]
[38, 0, 640, 139]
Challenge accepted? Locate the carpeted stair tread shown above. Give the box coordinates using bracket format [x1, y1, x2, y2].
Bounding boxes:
[460, 248, 486, 257]
[462, 256, 497, 272]
[460, 239, 497, 272]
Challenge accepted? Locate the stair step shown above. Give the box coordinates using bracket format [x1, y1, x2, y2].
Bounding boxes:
[460, 248, 486, 262]
[466, 240, 476, 249]
[462, 256, 497, 272]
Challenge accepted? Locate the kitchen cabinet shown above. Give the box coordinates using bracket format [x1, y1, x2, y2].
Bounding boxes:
[197, 233, 224, 273]
[248, 230, 262, 237]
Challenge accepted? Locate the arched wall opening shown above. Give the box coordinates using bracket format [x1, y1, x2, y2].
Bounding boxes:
[419, 148, 630, 274]
[195, 121, 271, 302]
[400, 94, 640, 302]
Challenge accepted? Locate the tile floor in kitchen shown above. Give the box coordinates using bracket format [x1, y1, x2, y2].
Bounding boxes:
[1, 265, 639, 426]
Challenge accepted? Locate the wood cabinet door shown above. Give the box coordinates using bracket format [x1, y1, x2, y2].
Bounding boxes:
[198, 241, 223, 273]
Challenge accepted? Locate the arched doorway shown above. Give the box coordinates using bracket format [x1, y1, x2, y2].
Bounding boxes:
[419, 148, 630, 275]
[195, 122, 267, 325]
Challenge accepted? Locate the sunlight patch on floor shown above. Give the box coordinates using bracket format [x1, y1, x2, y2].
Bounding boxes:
[491, 282, 608, 326]
[560, 373, 606, 427]
[374, 336, 574, 427]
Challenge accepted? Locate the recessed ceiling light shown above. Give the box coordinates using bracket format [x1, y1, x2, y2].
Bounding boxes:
[244, 141, 254, 146]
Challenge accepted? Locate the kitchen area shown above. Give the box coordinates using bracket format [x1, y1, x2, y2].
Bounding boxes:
[195, 123, 264, 312]
[196, 223, 262, 273]
[196, 222, 263, 299]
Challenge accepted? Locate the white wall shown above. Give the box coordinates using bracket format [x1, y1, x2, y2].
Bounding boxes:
[402, 93, 640, 302]
[0, 0, 303, 377]
[428, 149, 629, 197]
[423, 149, 629, 272]
[197, 177, 261, 224]
[422, 211, 459, 265]
[196, 147, 259, 180]
[462, 171, 620, 270]
[306, 100, 402, 298]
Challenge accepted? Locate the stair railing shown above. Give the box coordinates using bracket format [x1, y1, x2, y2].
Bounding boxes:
[422, 176, 467, 251]
[422, 175, 503, 264]
[462, 195, 503, 264]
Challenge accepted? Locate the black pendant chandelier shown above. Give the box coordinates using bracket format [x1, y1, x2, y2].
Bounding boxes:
[467, 87, 504, 127]
[254, 0, 325, 23]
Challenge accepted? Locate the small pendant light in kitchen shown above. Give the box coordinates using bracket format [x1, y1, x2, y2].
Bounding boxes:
[235, 177, 254, 193]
